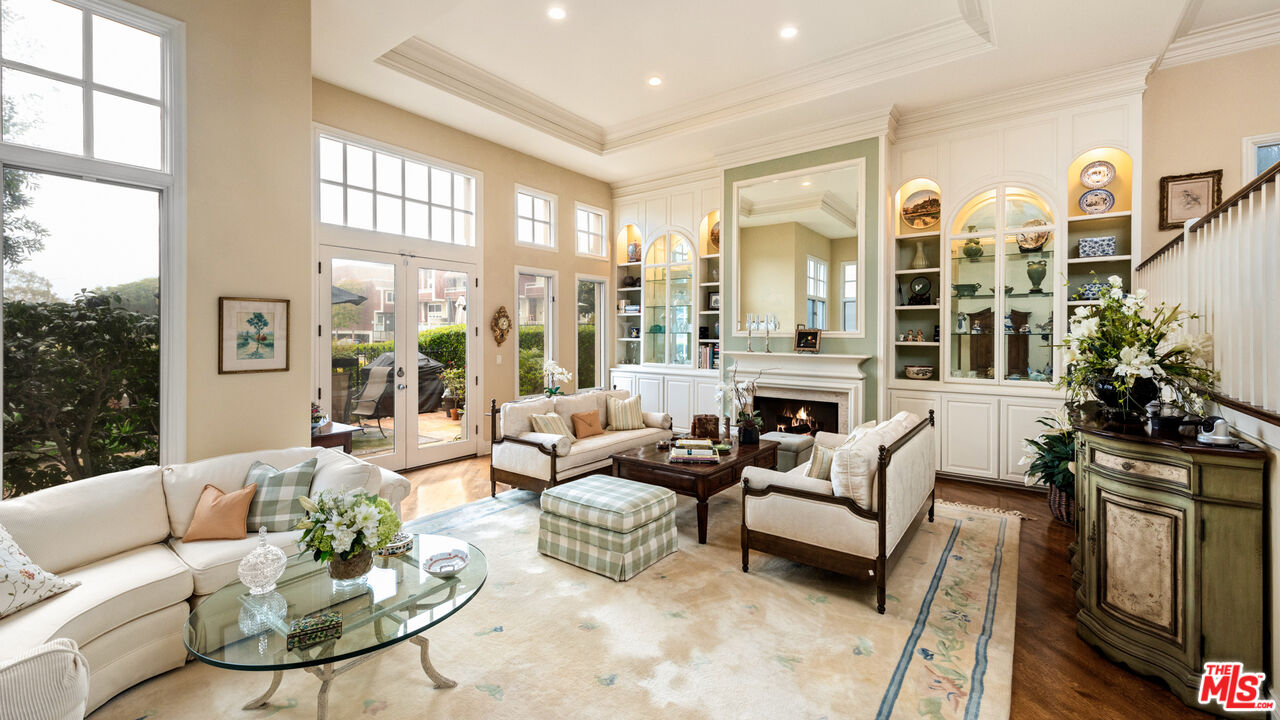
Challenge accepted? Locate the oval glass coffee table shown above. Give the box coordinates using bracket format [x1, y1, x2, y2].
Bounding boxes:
[185, 534, 486, 720]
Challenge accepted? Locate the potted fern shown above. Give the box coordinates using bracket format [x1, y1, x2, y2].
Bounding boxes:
[1019, 408, 1077, 526]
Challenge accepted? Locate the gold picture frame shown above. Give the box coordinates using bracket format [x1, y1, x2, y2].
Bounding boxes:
[218, 297, 290, 374]
[1159, 170, 1222, 231]
[793, 324, 822, 354]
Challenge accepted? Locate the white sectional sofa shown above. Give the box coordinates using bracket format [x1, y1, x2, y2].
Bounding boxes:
[489, 389, 673, 495]
[0, 446, 409, 714]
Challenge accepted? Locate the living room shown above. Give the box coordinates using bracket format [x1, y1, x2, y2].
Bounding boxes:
[1, 1, 1278, 718]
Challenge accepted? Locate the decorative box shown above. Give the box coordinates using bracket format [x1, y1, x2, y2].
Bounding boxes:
[1079, 281, 1109, 300]
[287, 611, 342, 651]
[1078, 236, 1117, 258]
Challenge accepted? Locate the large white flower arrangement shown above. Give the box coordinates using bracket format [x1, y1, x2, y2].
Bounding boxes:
[1056, 275, 1216, 414]
[297, 490, 400, 563]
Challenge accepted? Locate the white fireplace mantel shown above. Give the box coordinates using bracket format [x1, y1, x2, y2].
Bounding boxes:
[724, 351, 871, 429]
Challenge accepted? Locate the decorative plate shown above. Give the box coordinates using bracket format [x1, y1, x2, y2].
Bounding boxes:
[1015, 219, 1052, 252]
[709, 221, 721, 250]
[1078, 189, 1115, 215]
[901, 189, 941, 230]
[423, 549, 470, 578]
[909, 275, 932, 297]
[373, 532, 413, 558]
[1080, 160, 1116, 189]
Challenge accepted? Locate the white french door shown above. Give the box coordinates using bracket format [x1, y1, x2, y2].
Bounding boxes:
[317, 247, 479, 470]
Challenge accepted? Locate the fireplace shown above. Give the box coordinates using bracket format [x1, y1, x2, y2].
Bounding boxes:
[754, 395, 840, 437]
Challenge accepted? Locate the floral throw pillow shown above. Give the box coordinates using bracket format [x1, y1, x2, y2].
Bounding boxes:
[1, 523, 79, 619]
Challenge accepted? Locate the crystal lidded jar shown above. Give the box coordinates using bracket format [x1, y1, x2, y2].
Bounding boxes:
[238, 527, 287, 595]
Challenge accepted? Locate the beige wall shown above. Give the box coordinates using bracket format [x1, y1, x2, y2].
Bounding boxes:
[130, 0, 314, 460]
[739, 223, 798, 328]
[311, 81, 613, 441]
[1141, 44, 1280, 261]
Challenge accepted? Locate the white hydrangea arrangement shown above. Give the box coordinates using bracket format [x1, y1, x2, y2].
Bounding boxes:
[1056, 275, 1217, 414]
[297, 490, 400, 563]
[542, 360, 572, 397]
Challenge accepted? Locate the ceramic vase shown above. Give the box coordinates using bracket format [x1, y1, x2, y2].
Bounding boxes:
[910, 241, 929, 269]
[1026, 259, 1048, 293]
[738, 424, 760, 445]
[962, 238, 984, 259]
[1093, 377, 1160, 421]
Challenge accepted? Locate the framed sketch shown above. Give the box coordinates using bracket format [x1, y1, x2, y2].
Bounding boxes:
[708, 292, 721, 310]
[1159, 170, 1222, 231]
[793, 324, 821, 354]
[219, 297, 290, 374]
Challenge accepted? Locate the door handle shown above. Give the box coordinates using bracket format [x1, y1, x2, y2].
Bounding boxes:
[396, 366, 405, 378]
[397, 383, 407, 390]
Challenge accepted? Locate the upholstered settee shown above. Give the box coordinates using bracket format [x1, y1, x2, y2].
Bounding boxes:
[489, 389, 673, 495]
[0, 447, 409, 714]
[740, 411, 935, 614]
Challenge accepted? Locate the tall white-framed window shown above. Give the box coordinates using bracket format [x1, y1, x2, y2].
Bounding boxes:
[575, 202, 606, 259]
[840, 261, 857, 332]
[516, 267, 556, 396]
[317, 133, 476, 245]
[806, 256, 827, 330]
[383, 289, 394, 304]
[575, 275, 606, 389]
[0, 0, 186, 495]
[516, 186, 555, 250]
[1243, 132, 1280, 183]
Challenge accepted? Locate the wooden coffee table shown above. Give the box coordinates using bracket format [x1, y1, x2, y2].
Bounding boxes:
[610, 439, 778, 544]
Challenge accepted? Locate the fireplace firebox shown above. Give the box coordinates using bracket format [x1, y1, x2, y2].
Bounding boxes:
[753, 396, 839, 436]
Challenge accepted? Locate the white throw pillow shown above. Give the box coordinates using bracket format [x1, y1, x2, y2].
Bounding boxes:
[829, 412, 920, 509]
[0, 523, 79, 619]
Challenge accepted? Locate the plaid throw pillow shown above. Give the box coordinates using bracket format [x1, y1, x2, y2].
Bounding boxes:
[607, 395, 644, 431]
[806, 443, 836, 481]
[244, 457, 318, 532]
[530, 413, 574, 438]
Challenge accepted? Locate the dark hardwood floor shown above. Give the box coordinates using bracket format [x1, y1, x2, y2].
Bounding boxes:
[400, 457, 1211, 719]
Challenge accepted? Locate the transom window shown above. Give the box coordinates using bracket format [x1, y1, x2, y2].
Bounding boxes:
[1, 0, 167, 169]
[516, 188, 555, 248]
[318, 134, 475, 245]
[575, 203, 606, 258]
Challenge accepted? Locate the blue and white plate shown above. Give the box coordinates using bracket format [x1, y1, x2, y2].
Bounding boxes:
[1079, 189, 1115, 215]
[1080, 160, 1116, 189]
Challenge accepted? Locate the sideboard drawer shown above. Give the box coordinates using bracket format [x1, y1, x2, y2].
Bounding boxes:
[1092, 448, 1189, 488]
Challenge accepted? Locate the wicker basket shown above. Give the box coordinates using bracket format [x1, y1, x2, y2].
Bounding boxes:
[1047, 484, 1075, 527]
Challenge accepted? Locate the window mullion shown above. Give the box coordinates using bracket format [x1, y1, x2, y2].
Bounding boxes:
[82, 9, 94, 158]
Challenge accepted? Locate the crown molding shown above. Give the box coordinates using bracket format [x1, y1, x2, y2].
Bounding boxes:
[713, 106, 895, 171]
[610, 163, 722, 199]
[377, 38, 606, 154]
[1158, 9, 1280, 69]
[380, 14, 990, 159]
[893, 57, 1153, 141]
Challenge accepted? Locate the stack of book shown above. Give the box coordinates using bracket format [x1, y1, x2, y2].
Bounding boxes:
[697, 344, 720, 370]
[669, 438, 719, 464]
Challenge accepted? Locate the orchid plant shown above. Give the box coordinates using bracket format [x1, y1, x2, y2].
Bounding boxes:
[715, 365, 771, 430]
[542, 360, 572, 397]
[297, 490, 401, 563]
[1055, 275, 1217, 415]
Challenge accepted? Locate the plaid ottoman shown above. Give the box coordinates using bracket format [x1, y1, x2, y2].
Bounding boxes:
[538, 474, 678, 581]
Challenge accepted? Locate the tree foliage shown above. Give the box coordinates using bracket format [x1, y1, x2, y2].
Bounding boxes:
[3, 268, 59, 303]
[330, 280, 365, 331]
[3, 292, 159, 497]
[1, 98, 47, 267]
[94, 276, 159, 315]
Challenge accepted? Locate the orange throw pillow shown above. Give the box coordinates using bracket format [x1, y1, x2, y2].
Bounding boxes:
[183, 484, 257, 542]
[571, 410, 604, 439]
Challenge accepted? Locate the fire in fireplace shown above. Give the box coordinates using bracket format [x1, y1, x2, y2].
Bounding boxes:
[754, 396, 839, 436]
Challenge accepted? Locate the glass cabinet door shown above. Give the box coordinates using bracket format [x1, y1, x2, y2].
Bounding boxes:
[644, 237, 667, 365]
[643, 233, 695, 366]
[1003, 188, 1054, 382]
[949, 233, 997, 379]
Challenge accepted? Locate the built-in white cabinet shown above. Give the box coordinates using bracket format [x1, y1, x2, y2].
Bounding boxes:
[941, 395, 999, 478]
[636, 375, 664, 415]
[999, 397, 1064, 482]
[610, 367, 719, 433]
[664, 376, 694, 430]
[888, 390, 942, 468]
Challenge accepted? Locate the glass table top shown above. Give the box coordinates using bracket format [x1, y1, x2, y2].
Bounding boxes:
[185, 534, 486, 671]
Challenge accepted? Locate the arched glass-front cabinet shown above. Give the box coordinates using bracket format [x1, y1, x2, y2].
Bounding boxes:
[949, 185, 1057, 384]
[644, 233, 694, 366]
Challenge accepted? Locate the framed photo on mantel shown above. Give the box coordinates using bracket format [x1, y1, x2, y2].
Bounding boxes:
[1159, 170, 1222, 231]
[218, 297, 290, 374]
[793, 324, 822, 354]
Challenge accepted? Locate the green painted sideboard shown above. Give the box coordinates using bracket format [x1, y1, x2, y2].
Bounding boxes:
[1070, 417, 1268, 716]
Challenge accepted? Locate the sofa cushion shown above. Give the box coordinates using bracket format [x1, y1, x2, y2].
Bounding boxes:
[0, 465, 168, 575]
[830, 412, 920, 508]
[0, 544, 192, 657]
[529, 413, 574, 438]
[559, 428, 670, 472]
[552, 392, 599, 431]
[607, 395, 644, 430]
[805, 444, 836, 481]
[168, 530, 303, 596]
[308, 448, 381, 497]
[571, 410, 604, 439]
[0, 637, 90, 720]
[500, 397, 553, 437]
[244, 458, 317, 532]
[182, 484, 257, 542]
[0, 524, 79, 619]
[594, 389, 629, 424]
[540, 474, 677, 533]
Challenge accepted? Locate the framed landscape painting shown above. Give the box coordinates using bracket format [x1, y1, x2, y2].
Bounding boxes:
[219, 297, 290, 374]
[1159, 169, 1222, 230]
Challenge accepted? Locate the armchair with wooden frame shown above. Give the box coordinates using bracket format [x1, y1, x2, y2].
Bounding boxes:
[740, 411, 936, 614]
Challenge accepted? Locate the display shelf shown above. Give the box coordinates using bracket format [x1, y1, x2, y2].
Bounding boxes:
[1067, 210, 1131, 223]
[895, 267, 941, 275]
[1067, 255, 1131, 264]
[698, 310, 719, 315]
[896, 304, 940, 310]
[617, 261, 641, 267]
[953, 292, 1051, 300]
[618, 338, 639, 342]
[699, 281, 720, 287]
[617, 286, 641, 291]
[617, 312, 640, 317]
[1068, 299, 1102, 306]
[698, 339, 720, 344]
[895, 341, 940, 347]
[896, 230, 942, 240]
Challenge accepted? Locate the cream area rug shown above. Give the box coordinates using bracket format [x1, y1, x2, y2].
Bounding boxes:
[92, 490, 1020, 720]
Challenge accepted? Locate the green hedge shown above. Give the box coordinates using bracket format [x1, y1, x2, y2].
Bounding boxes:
[331, 324, 467, 370]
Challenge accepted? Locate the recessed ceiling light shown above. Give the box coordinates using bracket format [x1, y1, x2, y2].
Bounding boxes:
[647, 75, 663, 87]
[801, 180, 812, 187]
[780, 26, 798, 39]
[547, 6, 566, 20]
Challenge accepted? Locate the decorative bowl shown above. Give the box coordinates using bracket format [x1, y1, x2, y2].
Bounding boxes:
[904, 365, 935, 380]
[374, 532, 413, 558]
[423, 549, 470, 579]
[952, 283, 982, 297]
[1015, 219, 1051, 252]
[1078, 235, 1117, 257]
